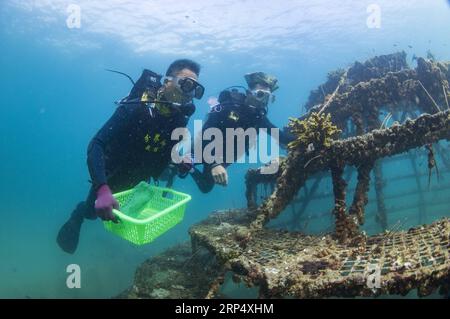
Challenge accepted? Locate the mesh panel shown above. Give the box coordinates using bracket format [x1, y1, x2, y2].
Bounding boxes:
[190, 209, 449, 298]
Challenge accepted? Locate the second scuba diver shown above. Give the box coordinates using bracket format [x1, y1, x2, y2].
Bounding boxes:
[184, 72, 294, 193]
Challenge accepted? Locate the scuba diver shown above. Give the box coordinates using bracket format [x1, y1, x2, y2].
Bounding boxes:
[184, 72, 294, 193]
[57, 59, 204, 254]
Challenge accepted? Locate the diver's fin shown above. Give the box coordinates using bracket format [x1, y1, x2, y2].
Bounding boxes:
[57, 214, 84, 254]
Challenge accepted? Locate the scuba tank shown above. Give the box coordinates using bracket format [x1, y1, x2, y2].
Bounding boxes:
[121, 69, 163, 103]
[106, 68, 162, 104]
[218, 86, 247, 105]
[216, 86, 268, 117]
[127, 69, 162, 102]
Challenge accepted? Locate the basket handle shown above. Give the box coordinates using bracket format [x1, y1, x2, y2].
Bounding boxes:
[112, 209, 123, 223]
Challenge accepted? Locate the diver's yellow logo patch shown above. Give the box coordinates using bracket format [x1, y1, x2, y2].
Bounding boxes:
[229, 111, 239, 122]
[144, 133, 167, 153]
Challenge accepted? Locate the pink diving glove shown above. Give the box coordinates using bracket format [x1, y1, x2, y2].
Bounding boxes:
[95, 184, 119, 223]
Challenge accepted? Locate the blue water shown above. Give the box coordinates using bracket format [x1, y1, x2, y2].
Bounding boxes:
[1, 0, 450, 298]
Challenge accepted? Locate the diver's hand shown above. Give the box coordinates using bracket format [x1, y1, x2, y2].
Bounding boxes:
[211, 165, 228, 186]
[178, 154, 195, 177]
[95, 184, 119, 223]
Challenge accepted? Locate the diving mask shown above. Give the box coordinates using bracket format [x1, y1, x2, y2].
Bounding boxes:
[246, 89, 275, 108]
[244, 89, 274, 117]
[166, 76, 205, 100]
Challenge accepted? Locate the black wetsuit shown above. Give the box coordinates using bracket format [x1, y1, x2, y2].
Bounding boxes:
[72, 102, 190, 220]
[191, 100, 294, 193]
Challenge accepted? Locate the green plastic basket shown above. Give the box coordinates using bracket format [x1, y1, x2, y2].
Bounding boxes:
[103, 184, 191, 245]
